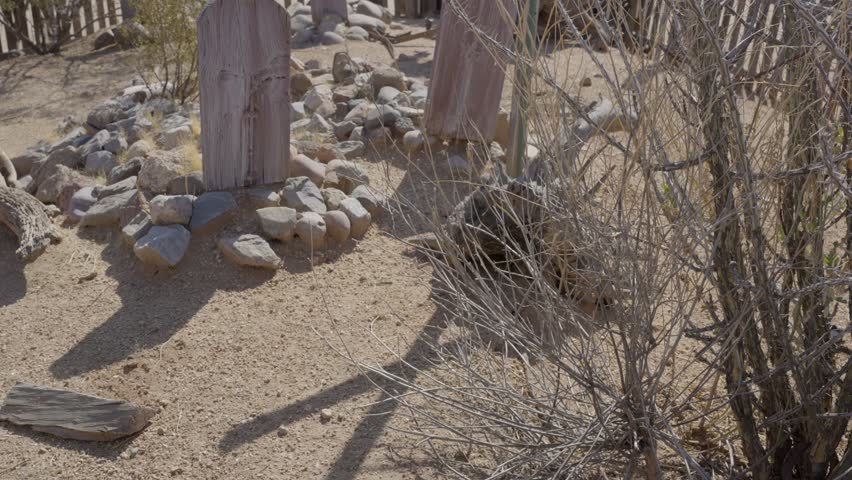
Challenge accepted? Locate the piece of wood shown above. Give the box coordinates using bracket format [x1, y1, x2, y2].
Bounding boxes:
[423, 0, 517, 142]
[0, 186, 62, 261]
[198, 0, 291, 190]
[311, 0, 348, 24]
[0, 382, 155, 442]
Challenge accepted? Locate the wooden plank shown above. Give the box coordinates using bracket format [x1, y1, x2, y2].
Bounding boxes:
[0, 382, 156, 442]
[199, 0, 291, 190]
[82, 0, 95, 35]
[424, 0, 517, 142]
[106, 0, 118, 27]
[0, 21, 7, 54]
[95, 0, 108, 30]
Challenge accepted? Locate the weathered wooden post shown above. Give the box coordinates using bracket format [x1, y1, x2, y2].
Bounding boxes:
[198, 0, 291, 190]
[507, 0, 538, 177]
[311, 0, 349, 24]
[423, 0, 516, 143]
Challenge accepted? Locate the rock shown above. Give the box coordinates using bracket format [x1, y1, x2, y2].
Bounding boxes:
[334, 102, 350, 119]
[332, 84, 359, 104]
[338, 197, 371, 237]
[304, 85, 334, 113]
[11, 151, 44, 176]
[78, 129, 110, 157]
[291, 72, 314, 99]
[323, 210, 350, 243]
[291, 154, 327, 186]
[392, 116, 416, 136]
[257, 207, 297, 242]
[351, 185, 385, 215]
[291, 114, 333, 136]
[295, 212, 327, 249]
[67, 186, 99, 221]
[108, 157, 143, 185]
[127, 140, 153, 159]
[218, 234, 280, 270]
[343, 102, 371, 125]
[122, 212, 153, 246]
[113, 21, 149, 48]
[88, 101, 129, 130]
[336, 141, 365, 159]
[320, 31, 345, 45]
[81, 189, 139, 227]
[50, 127, 89, 152]
[134, 225, 191, 268]
[314, 144, 342, 163]
[290, 102, 306, 122]
[332, 52, 356, 84]
[319, 408, 334, 424]
[355, 0, 391, 22]
[43, 146, 84, 170]
[283, 176, 326, 214]
[448, 155, 472, 174]
[189, 192, 237, 234]
[85, 151, 118, 175]
[248, 187, 281, 208]
[581, 76, 592, 87]
[370, 66, 405, 95]
[334, 121, 357, 141]
[94, 30, 116, 50]
[15, 175, 32, 191]
[348, 13, 386, 32]
[345, 26, 369, 41]
[292, 29, 315, 45]
[97, 176, 137, 199]
[150, 195, 194, 225]
[377, 86, 406, 105]
[103, 134, 127, 154]
[138, 150, 185, 194]
[321, 188, 348, 210]
[364, 105, 401, 129]
[36, 165, 93, 205]
[325, 159, 369, 193]
[403, 130, 424, 153]
[349, 127, 364, 142]
[167, 171, 205, 195]
[160, 125, 193, 150]
[365, 127, 391, 147]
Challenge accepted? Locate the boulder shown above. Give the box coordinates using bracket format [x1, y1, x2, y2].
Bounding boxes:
[295, 212, 327, 249]
[322, 188, 348, 210]
[85, 151, 118, 175]
[347, 13, 386, 32]
[122, 212, 153, 246]
[97, 175, 137, 200]
[334, 121, 357, 141]
[282, 176, 326, 214]
[338, 197, 371, 237]
[370, 66, 405, 95]
[189, 192, 237, 234]
[87, 101, 129, 130]
[81, 189, 140, 227]
[365, 127, 392, 147]
[78, 129, 111, 157]
[343, 102, 371, 125]
[291, 102, 306, 122]
[67, 186, 99, 222]
[325, 159, 369, 193]
[351, 184, 385, 216]
[150, 194, 194, 225]
[364, 105, 401, 129]
[36, 165, 93, 205]
[355, 1, 391, 23]
[10, 151, 44, 176]
[248, 187, 281, 208]
[159, 125, 193, 150]
[257, 207, 297, 242]
[333, 84, 359, 103]
[377, 86, 406, 105]
[167, 171, 205, 195]
[323, 210, 350, 243]
[391, 116, 416, 136]
[345, 26, 369, 41]
[103, 133, 127, 154]
[43, 146, 84, 171]
[138, 150, 185, 194]
[320, 31, 345, 45]
[336, 141, 366, 159]
[304, 85, 334, 113]
[134, 225, 191, 268]
[218, 234, 280, 270]
[108, 157, 143, 185]
[291, 154, 327, 186]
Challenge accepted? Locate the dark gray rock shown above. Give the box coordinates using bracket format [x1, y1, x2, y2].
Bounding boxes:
[218, 234, 280, 270]
[97, 176, 137, 200]
[167, 171, 205, 195]
[134, 225, 191, 268]
[189, 192, 237, 234]
[108, 157, 143, 185]
[122, 212, 153, 246]
[150, 194, 194, 225]
[257, 207, 297, 242]
[282, 176, 326, 214]
[81, 189, 139, 227]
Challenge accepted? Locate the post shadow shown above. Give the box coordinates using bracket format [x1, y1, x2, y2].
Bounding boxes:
[0, 228, 27, 308]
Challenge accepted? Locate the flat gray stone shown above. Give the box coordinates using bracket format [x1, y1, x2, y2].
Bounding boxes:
[134, 225, 191, 268]
[108, 157, 142, 185]
[282, 176, 326, 214]
[67, 186, 99, 222]
[150, 195, 194, 225]
[336, 141, 365, 159]
[249, 187, 281, 208]
[81, 189, 139, 227]
[339, 197, 371, 237]
[351, 185, 385, 216]
[256, 207, 297, 242]
[218, 234, 280, 270]
[189, 192, 237, 234]
[122, 212, 153, 246]
[97, 176, 137, 200]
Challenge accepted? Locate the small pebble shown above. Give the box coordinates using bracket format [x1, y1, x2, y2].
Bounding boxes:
[320, 409, 334, 424]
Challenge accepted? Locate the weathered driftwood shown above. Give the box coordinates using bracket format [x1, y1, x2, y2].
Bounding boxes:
[311, 0, 348, 24]
[0, 186, 62, 260]
[0, 382, 156, 442]
[0, 147, 17, 188]
[198, 0, 291, 190]
[423, 0, 517, 142]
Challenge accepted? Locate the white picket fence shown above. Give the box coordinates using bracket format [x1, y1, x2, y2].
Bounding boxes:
[0, 0, 125, 55]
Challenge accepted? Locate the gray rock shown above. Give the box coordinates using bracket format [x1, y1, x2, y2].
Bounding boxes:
[291, 154, 327, 186]
[150, 194, 194, 225]
[339, 197, 372, 237]
[189, 192, 237, 234]
[160, 125, 193, 150]
[15, 175, 32, 192]
[351, 185, 385, 215]
[249, 187, 281, 208]
[290, 12, 314, 32]
[355, 0, 390, 22]
[333, 85, 359, 104]
[108, 157, 143, 185]
[323, 210, 350, 243]
[88, 101, 129, 130]
[370, 66, 405, 95]
[50, 127, 89, 152]
[317, 13, 344, 33]
[97, 176, 137, 199]
[291, 72, 314, 99]
[85, 151, 118, 175]
[320, 31, 345, 45]
[122, 212, 153, 246]
[322, 188, 348, 210]
[67, 186, 99, 222]
[304, 85, 334, 113]
[218, 234, 280, 270]
[167, 171, 205, 195]
[349, 127, 364, 142]
[334, 121, 357, 141]
[347, 13, 386, 32]
[403, 130, 424, 153]
[377, 86, 406, 105]
[364, 105, 401, 129]
[332, 52, 356, 84]
[81, 189, 139, 227]
[11, 151, 44, 176]
[325, 159, 369, 193]
[335, 140, 365, 159]
[44, 146, 84, 170]
[36, 165, 93, 205]
[295, 212, 327, 249]
[78, 129, 110, 157]
[138, 150, 185, 194]
[257, 207, 297, 242]
[365, 127, 391, 147]
[343, 101, 371, 125]
[392, 116, 416, 136]
[291, 102, 306, 122]
[282, 176, 326, 214]
[344, 26, 369, 41]
[127, 140, 153, 159]
[291, 114, 333, 135]
[103, 133, 128, 154]
[134, 225, 191, 268]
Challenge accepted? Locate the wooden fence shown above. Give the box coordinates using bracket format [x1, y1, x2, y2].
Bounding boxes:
[0, 0, 125, 55]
